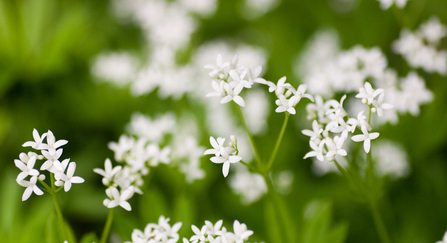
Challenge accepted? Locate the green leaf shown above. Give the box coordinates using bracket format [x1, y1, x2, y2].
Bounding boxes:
[301, 200, 348, 243]
[80, 232, 99, 243]
[173, 192, 196, 237]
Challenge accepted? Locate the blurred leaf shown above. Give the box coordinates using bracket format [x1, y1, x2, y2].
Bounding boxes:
[301, 200, 348, 243]
[139, 186, 170, 224]
[173, 192, 196, 238]
[80, 232, 99, 243]
[263, 199, 283, 242]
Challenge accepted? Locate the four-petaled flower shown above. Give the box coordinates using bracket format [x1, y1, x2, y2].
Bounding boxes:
[351, 125, 380, 153]
[104, 186, 135, 211]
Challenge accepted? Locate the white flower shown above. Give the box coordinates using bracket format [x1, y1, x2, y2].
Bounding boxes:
[325, 136, 347, 160]
[220, 83, 245, 107]
[204, 136, 226, 157]
[293, 84, 314, 102]
[204, 53, 229, 80]
[302, 120, 323, 142]
[229, 69, 251, 89]
[45, 130, 68, 155]
[22, 129, 48, 150]
[55, 162, 85, 192]
[232, 220, 253, 242]
[94, 158, 122, 185]
[40, 148, 63, 172]
[17, 176, 44, 201]
[372, 93, 394, 117]
[190, 225, 207, 243]
[275, 95, 297, 115]
[304, 140, 325, 162]
[108, 135, 135, 162]
[206, 80, 226, 98]
[205, 220, 223, 236]
[355, 82, 384, 105]
[347, 110, 371, 132]
[351, 125, 380, 153]
[14, 154, 40, 181]
[210, 148, 242, 177]
[103, 186, 135, 211]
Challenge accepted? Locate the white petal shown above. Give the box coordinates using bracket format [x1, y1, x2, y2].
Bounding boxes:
[22, 187, 33, 201]
[120, 201, 132, 211]
[233, 96, 245, 107]
[222, 162, 230, 177]
[363, 139, 371, 153]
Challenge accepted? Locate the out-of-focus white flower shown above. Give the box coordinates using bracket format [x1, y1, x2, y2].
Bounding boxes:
[376, 0, 407, 10]
[228, 166, 267, 204]
[240, 0, 280, 19]
[243, 89, 270, 135]
[373, 140, 410, 179]
[397, 72, 434, 116]
[393, 17, 447, 75]
[91, 52, 139, 86]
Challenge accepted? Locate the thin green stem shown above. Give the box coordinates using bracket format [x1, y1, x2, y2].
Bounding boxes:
[100, 208, 115, 243]
[333, 159, 348, 177]
[266, 113, 289, 171]
[369, 201, 391, 243]
[263, 174, 292, 243]
[240, 160, 258, 172]
[235, 104, 263, 170]
[50, 174, 68, 241]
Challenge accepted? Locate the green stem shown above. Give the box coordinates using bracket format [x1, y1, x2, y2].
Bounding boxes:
[333, 159, 348, 177]
[369, 201, 391, 243]
[235, 104, 263, 170]
[266, 113, 289, 171]
[240, 160, 258, 172]
[100, 208, 115, 243]
[50, 174, 68, 241]
[263, 174, 292, 243]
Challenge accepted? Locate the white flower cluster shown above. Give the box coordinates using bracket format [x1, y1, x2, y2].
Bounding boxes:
[376, 0, 407, 10]
[184, 219, 253, 243]
[303, 82, 391, 167]
[92, 0, 217, 99]
[125, 215, 182, 243]
[393, 16, 447, 75]
[296, 29, 434, 123]
[205, 54, 313, 114]
[127, 112, 206, 183]
[15, 129, 84, 201]
[204, 135, 242, 177]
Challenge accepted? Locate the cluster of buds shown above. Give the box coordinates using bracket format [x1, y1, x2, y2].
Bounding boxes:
[15, 129, 84, 201]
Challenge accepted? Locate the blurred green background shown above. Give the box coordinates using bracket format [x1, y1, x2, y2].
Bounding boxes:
[0, 0, 447, 242]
